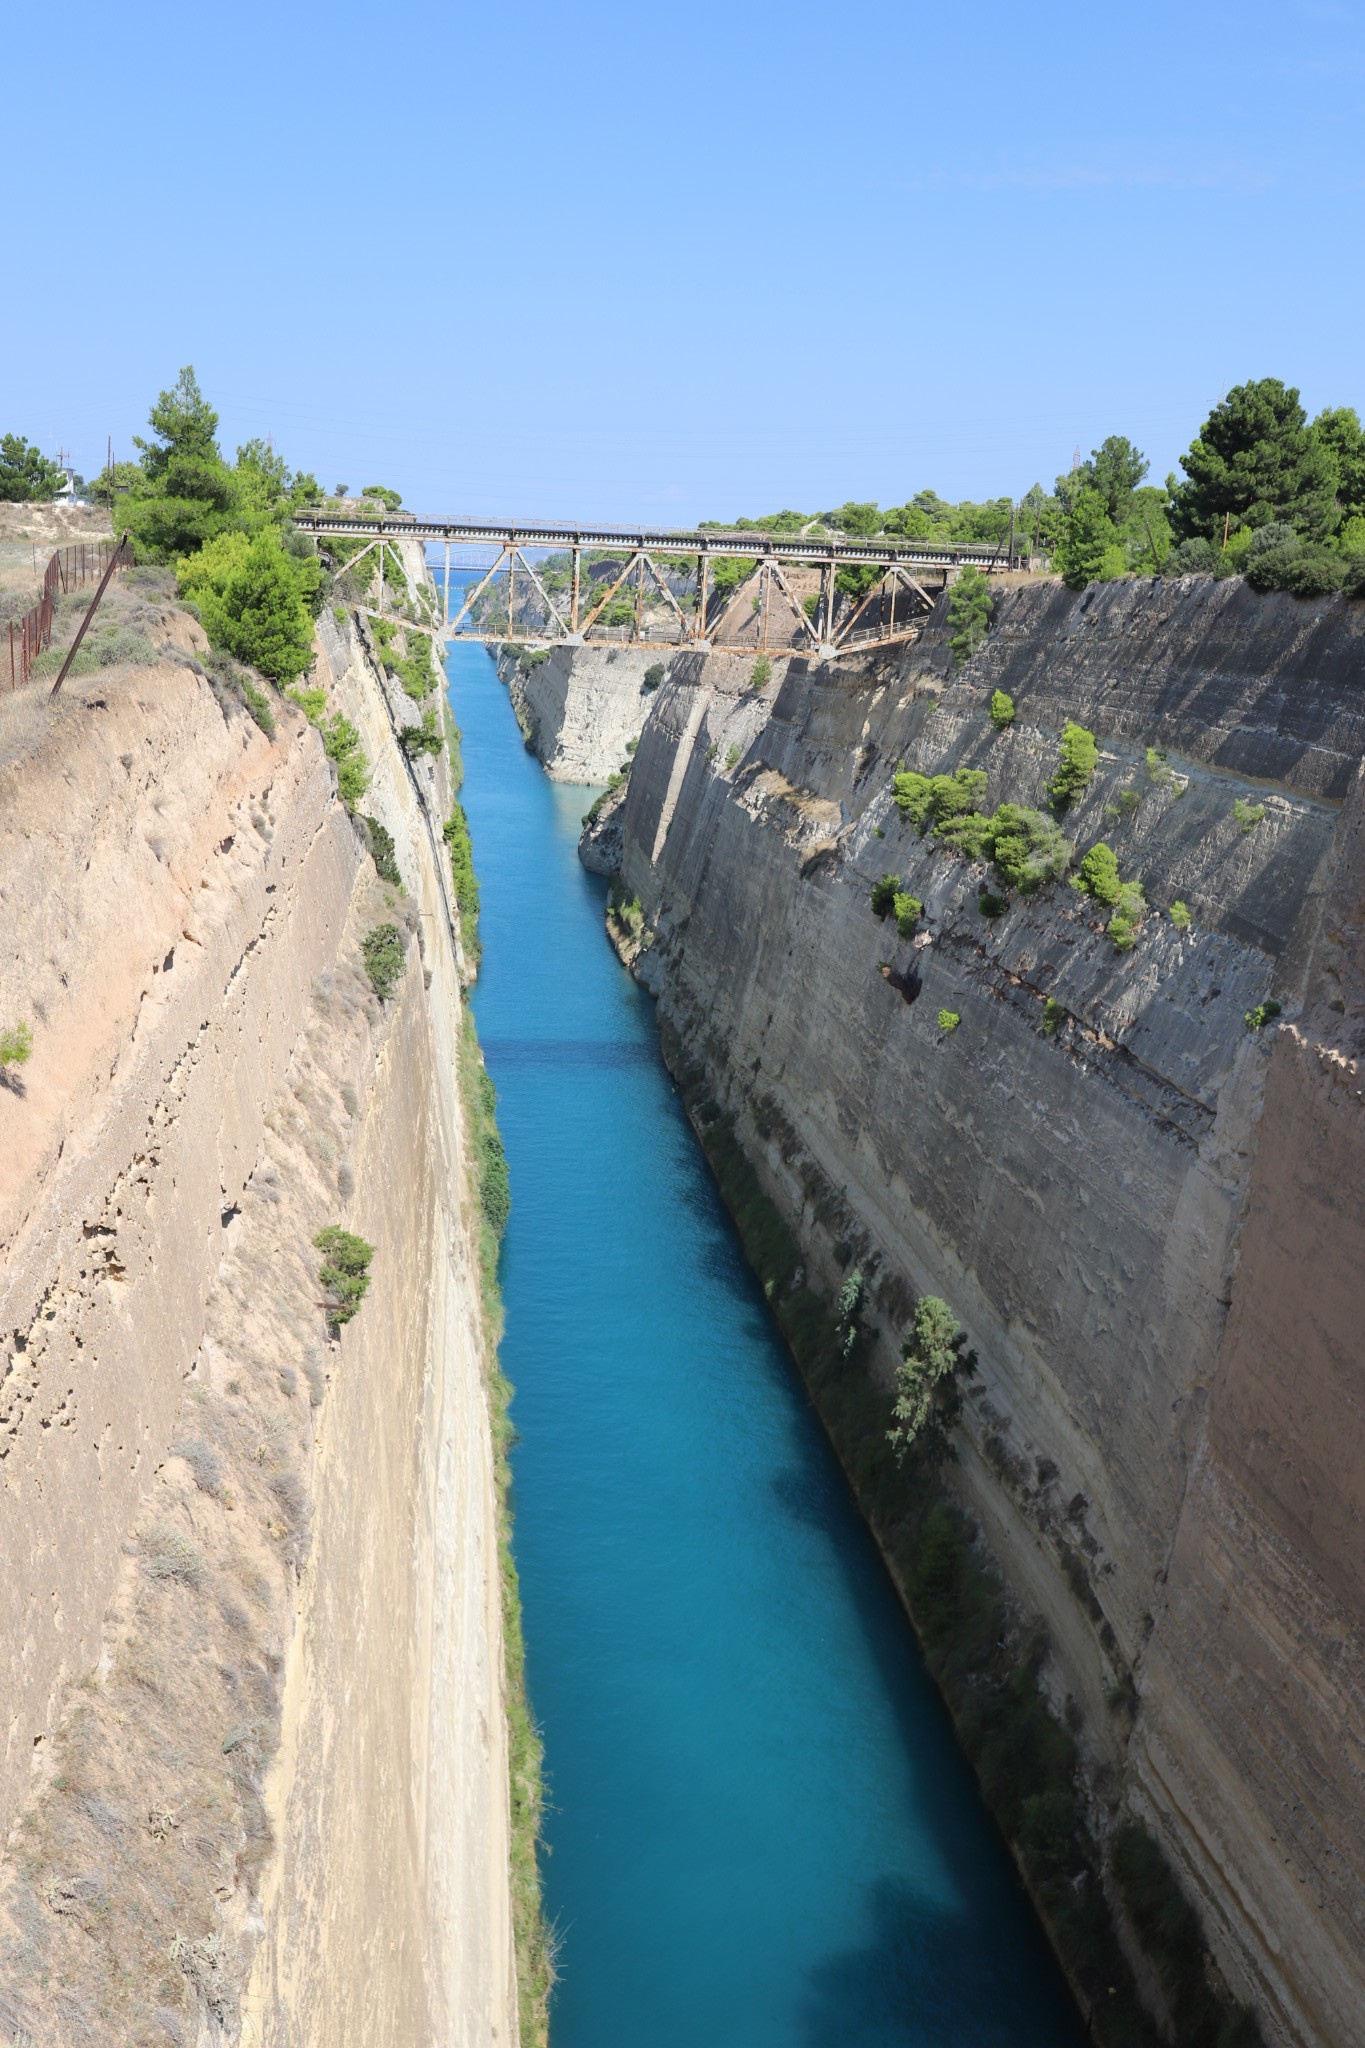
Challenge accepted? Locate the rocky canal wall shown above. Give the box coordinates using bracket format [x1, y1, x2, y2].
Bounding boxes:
[562, 575, 1365, 2047]
[0, 566, 516, 2044]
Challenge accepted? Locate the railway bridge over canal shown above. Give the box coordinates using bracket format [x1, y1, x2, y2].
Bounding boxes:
[292, 511, 1032, 657]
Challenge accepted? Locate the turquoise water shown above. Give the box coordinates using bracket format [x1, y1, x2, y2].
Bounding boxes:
[446, 637, 1085, 2048]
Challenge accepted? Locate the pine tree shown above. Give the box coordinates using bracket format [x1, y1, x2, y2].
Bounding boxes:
[1169, 378, 1337, 542]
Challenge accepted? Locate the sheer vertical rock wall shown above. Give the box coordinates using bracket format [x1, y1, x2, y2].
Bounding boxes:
[569, 577, 1364, 2048]
[0, 591, 515, 2043]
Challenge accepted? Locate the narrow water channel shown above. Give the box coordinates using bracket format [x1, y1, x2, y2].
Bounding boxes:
[447, 639, 1085, 2048]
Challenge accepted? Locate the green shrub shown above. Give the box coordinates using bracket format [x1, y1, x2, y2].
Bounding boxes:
[893, 892, 923, 936]
[1245, 999, 1282, 1030]
[890, 1296, 966, 1463]
[978, 891, 1007, 918]
[323, 714, 369, 810]
[1047, 721, 1098, 810]
[290, 685, 328, 723]
[870, 872, 900, 918]
[361, 923, 405, 1001]
[395, 648, 435, 700]
[0, 1021, 33, 1068]
[1232, 797, 1265, 833]
[948, 566, 993, 667]
[1146, 746, 1171, 783]
[892, 766, 989, 831]
[938, 1009, 960, 1033]
[980, 804, 1070, 892]
[642, 661, 666, 689]
[469, 1051, 511, 1236]
[750, 655, 773, 689]
[1041, 997, 1064, 1035]
[1246, 543, 1344, 596]
[444, 803, 480, 961]
[313, 1225, 375, 1334]
[989, 688, 1016, 728]
[1164, 536, 1218, 575]
[1247, 520, 1297, 561]
[177, 527, 317, 685]
[935, 803, 1068, 890]
[725, 743, 741, 770]
[1075, 841, 1123, 907]
[360, 814, 401, 887]
[1344, 557, 1365, 599]
[1168, 900, 1192, 929]
[1108, 879, 1146, 951]
[401, 709, 444, 758]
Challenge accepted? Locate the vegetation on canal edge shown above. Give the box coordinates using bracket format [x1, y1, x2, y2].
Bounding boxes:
[458, 1006, 552, 2046]
[444, 801, 481, 967]
[663, 1033, 1261, 2048]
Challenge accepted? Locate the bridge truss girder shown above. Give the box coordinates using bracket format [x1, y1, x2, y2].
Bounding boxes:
[298, 512, 1023, 657]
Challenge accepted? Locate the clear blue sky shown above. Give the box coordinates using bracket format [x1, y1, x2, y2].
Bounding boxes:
[7, 0, 1362, 524]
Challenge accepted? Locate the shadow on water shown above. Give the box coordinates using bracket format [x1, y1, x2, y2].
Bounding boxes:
[797, 1872, 1063, 2048]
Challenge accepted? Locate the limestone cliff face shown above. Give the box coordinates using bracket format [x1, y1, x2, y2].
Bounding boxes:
[591, 578, 1364, 2048]
[496, 642, 661, 780]
[0, 601, 514, 2042]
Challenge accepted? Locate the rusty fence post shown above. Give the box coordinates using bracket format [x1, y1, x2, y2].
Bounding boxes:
[49, 533, 131, 700]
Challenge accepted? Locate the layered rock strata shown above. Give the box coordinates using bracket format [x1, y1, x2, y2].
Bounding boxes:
[0, 597, 515, 2042]
[583, 577, 1365, 2048]
[496, 643, 662, 780]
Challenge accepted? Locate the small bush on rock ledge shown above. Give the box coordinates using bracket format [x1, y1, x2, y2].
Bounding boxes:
[314, 1225, 375, 1336]
[893, 892, 922, 936]
[889, 1296, 970, 1466]
[1047, 721, 1099, 811]
[871, 873, 900, 918]
[361, 923, 406, 1001]
[0, 1021, 33, 1070]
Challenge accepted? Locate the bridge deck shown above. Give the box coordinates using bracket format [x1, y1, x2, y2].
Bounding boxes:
[292, 511, 1023, 571]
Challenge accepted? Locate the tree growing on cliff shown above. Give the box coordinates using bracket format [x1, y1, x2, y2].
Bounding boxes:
[1169, 378, 1337, 544]
[361, 923, 406, 1001]
[889, 1296, 969, 1466]
[314, 1226, 374, 1335]
[948, 567, 993, 668]
[178, 527, 318, 684]
[1047, 722, 1099, 810]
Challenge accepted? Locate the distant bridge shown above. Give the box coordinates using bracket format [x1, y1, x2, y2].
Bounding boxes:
[292, 512, 1030, 656]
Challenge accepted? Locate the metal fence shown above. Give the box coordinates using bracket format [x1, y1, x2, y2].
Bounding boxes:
[6, 535, 134, 693]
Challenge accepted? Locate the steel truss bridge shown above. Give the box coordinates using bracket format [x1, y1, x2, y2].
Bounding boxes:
[293, 512, 1029, 657]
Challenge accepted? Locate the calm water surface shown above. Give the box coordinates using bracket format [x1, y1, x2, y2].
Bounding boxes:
[446, 636, 1084, 2048]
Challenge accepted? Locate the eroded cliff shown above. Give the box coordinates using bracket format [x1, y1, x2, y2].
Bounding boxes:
[573, 575, 1365, 2048]
[0, 584, 516, 2042]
